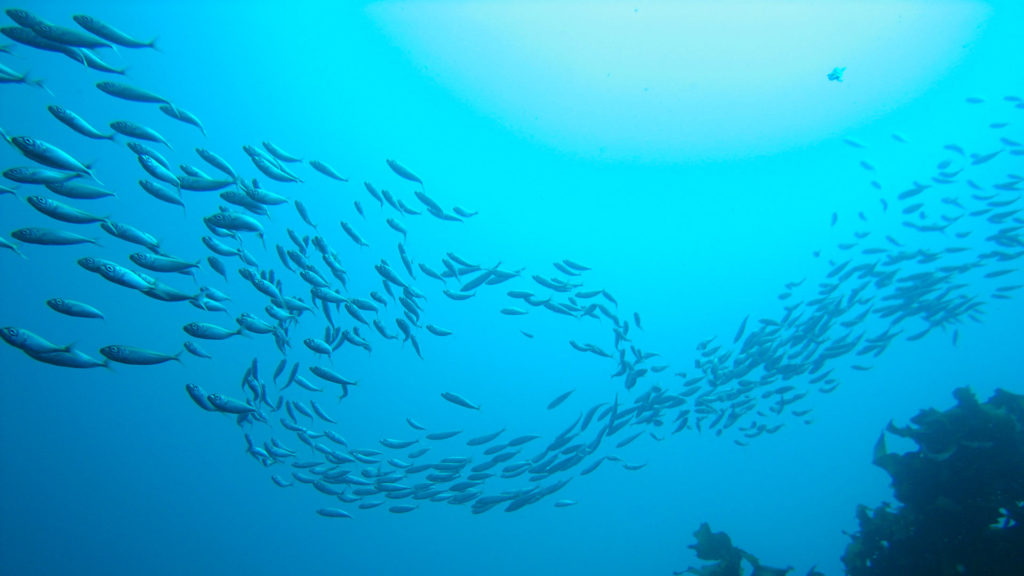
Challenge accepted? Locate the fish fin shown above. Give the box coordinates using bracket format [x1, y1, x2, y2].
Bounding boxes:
[148, 37, 161, 52]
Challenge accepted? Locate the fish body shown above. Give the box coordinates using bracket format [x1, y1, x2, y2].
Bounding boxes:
[4, 167, 80, 185]
[26, 195, 107, 224]
[139, 179, 186, 211]
[386, 159, 423, 185]
[138, 155, 179, 188]
[160, 104, 205, 135]
[112, 121, 173, 149]
[12, 227, 97, 245]
[251, 155, 300, 183]
[72, 15, 157, 49]
[196, 148, 237, 181]
[309, 160, 347, 181]
[96, 81, 171, 104]
[100, 345, 181, 365]
[185, 383, 218, 410]
[11, 136, 97, 181]
[130, 252, 198, 273]
[47, 105, 115, 140]
[46, 298, 104, 319]
[183, 321, 242, 340]
[1, 326, 71, 355]
[101, 221, 160, 251]
[263, 141, 301, 163]
[441, 392, 480, 410]
[183, 341, 212, 359]
[207, 393, 256, 414]
[32, 22, 114, 49]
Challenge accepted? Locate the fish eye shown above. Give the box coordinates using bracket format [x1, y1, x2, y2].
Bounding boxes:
[102, 264, 115, 272]
[4, 328, 15, 336]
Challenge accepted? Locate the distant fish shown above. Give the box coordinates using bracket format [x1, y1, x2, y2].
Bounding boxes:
[160, 104, 205, 136]
[309, 160, 348, 182]
[47, 105, 115, 140]
[100, 344, 182, 365]
[11, 227, 98, 246]
[46, 298, 104, 319]
[96, 81, 172, 105]
[72, 14, 158, 50]
[386, 159, 423, 186]
[111, 120, 173, 150]
[32, 22, 114, 50]
[10, 136, 99, 182]
[827, 66, 846, 82]
[263, 141, 301, 163]
[547, 389, 575, 410]
[441, 391, 480, 410]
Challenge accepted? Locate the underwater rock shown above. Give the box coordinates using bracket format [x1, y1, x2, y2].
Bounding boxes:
[678, 522, 792, 576]
[844, 387, 1024, 576]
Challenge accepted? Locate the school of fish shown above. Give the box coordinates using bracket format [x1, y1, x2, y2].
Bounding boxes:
[2, 8, 1023, 518]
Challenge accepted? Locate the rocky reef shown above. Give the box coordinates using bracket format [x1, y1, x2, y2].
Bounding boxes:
[842, 387, 1024, 575]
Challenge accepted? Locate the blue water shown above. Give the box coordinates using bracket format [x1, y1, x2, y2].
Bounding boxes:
[2, 2, 1023, 575]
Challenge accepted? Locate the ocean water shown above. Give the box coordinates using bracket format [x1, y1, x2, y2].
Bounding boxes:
[1, 1, 1023, 575]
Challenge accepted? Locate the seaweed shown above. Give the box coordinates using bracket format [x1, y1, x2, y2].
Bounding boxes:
[842, 387, 1024, 576]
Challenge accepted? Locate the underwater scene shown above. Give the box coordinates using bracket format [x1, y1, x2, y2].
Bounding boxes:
[2, 1, 1023, 575]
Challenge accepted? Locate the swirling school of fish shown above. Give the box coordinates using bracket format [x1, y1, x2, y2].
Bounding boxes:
[2, 8, 1023, 519]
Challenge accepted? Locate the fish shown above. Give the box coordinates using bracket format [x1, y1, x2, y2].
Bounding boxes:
[441, 392, 480, 410]
[96, 81, 172, 105]
[101, 221, 161, 252]
[4, 166, 80, 185]
[196, 148, 238, 181]
[309, 160, 348, 182]
[100, 345, 182, 365]
[31, 22, 115, 50]
[207, 393, 257, 414]
[138, 155, 180, 189]
[72, 14, 158, 49]
[547, 389, 575, 410]
[386, 159, 423, 185]
[1, 25, 86, 64]
[0, 326, 73, 356]
[26, 196, 107, 224]
[11, 227, 98, 246]
[10, 136, 99, 181]
[182, 321, 243, 340]
[139, 180, 186, 212]
[46, 298, 104, 319]
[47, 105, 115, 140]
[183, 341, 213, 359]
[111, 120, 173, 150]
[316, 508, 352, 519]
[263, 141, 302, 163]
[185, 383, 218, 410]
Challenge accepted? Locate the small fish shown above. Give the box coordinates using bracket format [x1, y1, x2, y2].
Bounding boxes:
[96, 81, 172, 105]
[46, 298, 103, 319]
[441, 391, 480, 410]
[263, 141, 301, 163]
[386, 159, 423, 185]
[111, 120, 173, 150]
[160, 104, 205, 136]
[4, 167, 80, 185]
[10, 136, 99, 181]
[47, 105, 115, 140]
[183, 341, 212, 359]
[547, 389, 575, 410]
[183, 321, 242, 340]
[26, 195, 107, 224]
[100, 345, 182, 365]
[309, 159, 348, 182]
[11, 227, 98, 246]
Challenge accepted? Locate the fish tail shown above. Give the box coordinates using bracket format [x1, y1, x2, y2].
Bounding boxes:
[148, 37, 161, 52]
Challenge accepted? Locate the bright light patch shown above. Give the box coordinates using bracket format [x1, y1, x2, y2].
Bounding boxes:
[369, 1, 989, 160]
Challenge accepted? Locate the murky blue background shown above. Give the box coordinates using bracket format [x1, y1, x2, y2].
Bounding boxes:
[2, 1, 1022, 574]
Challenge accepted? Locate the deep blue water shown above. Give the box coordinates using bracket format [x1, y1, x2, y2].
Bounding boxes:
[1, 2, 1023, 575]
